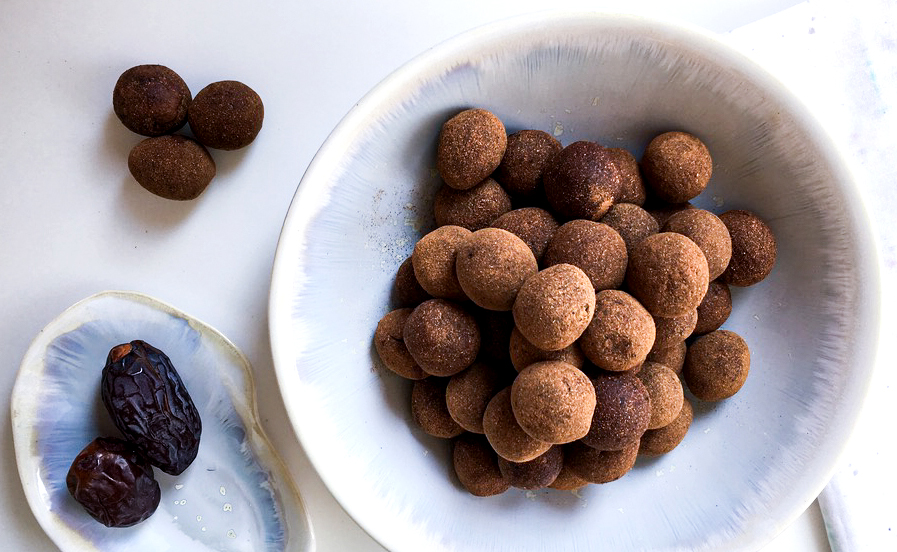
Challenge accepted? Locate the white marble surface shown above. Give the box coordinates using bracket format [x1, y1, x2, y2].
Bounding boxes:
[2, 0, 890, 550]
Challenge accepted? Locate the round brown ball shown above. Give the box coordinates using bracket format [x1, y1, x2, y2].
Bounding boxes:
[719, 210, 777, 286]
[188, 80, 263, 150]
[646, 341, 687, 374]
[437, 108, 507, 190]
[684, 330, 750, 401]
[490, 207, 559, 262]
[579, 290, 655, 372]
[373, 308, 427, 380]
[446, 361, 505, 434]
[493, 129, 562, 197]
[393, 256, 431, 308]
[652, 309, 698, 351]
[512, 264, 596, 351]
[639, 399, 694, 456]
[483, 387, 551, 462]
[566, 440, 639, 484]
[663, 209, 732, 281]
[455, 228, 538, 311]
[600, 203, 659, 253]
[508, 327, 585, 372]
[497, 445, 564, 490]
[433, 178, 512, 231]
[641, 131, 712, 203]
[113, 64, 191, 137]
[543, 141, 622, 221]
[637, 362, 684, 429]
[411, 377, 464, 438]
[511, 361, 596, 444]
[625, 232, 710, 317]
[127, 135, 215, 200]
[606, 147, 646, 205]
[411, 225, 471, 300]
[693, 280, 732, 336]
[453, 433, 510, 497]
[542, 220, 628, 292]
[403, 299, 480, 377]
[548, 463, 590, 491]
[582, 372, 651, 451]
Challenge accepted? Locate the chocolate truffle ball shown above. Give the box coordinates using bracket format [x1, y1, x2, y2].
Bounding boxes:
[393, 256, 431, 308]
[719, 209, 777, 286]
[684, 330, 750, 401]
[493, 129, 562, 197]
[433, 178, 512, 231]
[127, 135, 215, 200]
[663, 209, 732, 281]
[113, 64, 191, 137]
[566, 440, 639, 484]
[625, 232, 710, 317]
[411, 377, 464, 438]
[600, 203, 659, 253]
[511, 361, 596, 444]
[411, 225, 471, 301]
[542, 220, 628, 292]
[453, 433, 510, 497]
[446, 361, 506, 434]
[508, 327, 585, 372]
[437, 108, 507, 190]
[639, 399, 694, 456]
[693, 280, 732, 336]
[652, 309, 698, 351]
[188, 80, 264, 150]
[455, 228, 538, 311]
[646, 341, 687, 374]
[582, 372, 651, 451]
[641, 131, 712, 203]
[483, 387, 551, 462]
[579, 290, 655, 372]
[498, 445, 564, 490]
[637, 362, 684, 429]
[606, 147, 646, 205]
[374, 308, 427, 380]
[512, 264, 596, 351]
[490, 207, 559, 262]
[543, 141, 622, 221]
[403, 299, 480, 377]
[548, 463, 590, 491]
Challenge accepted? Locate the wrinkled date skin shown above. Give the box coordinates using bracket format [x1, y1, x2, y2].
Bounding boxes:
[101, 340, 202, 475]
[66, 437, 161, 527]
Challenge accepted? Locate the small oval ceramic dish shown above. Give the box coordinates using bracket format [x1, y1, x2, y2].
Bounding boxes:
[268, 12, 879, 552]
[11, 290, 315, 552]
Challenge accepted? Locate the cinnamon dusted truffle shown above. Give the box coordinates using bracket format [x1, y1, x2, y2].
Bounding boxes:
[684, 330, 750, 401]
[453, 433, 510, 497]
[543, 141, 622, 221]
[548, 462, 589, 491]
[637, 362, 684, 429]
[411, 377, 464, 438]
[625, 232, 709, 317]
[652, 309, 698, 351]
[498, 445, 564, 490]
[579, 290, 655, 372]
[566, 440, 639, 484]
[719, 209, 777, 286]
[542, 220, 628, 292]
[511, 361, 596, 444]
[663, 209, 732, 281]
[128, 135, 215, 200]
[693, 280, 732, 336]
[411, 225, 471, 300]
[393, 256, 430, 308]
[433, 178, 512, 231]
[188, 80, 264, 150]
[641, 131, 712, 203]
[483, 387, 551, 462]
[508, 327, 585, 372]
[647, 341, 687, 374]
[446, 361, 506, 434]
[600, 203, 659, 253]
[493, 129, 562, 197]
[606, 147, 646, 205]
[490, 207, 559, 262]
[403, 299, 480, 377]
[639, 399, 694, 456]
[437, 108, 507, 190]
[455, 228, 538, 311]
[582, 372, 651, 451]
[512, 264, 596, 351]
[113, 64, 191, 137]
[373, 308, 427, 380]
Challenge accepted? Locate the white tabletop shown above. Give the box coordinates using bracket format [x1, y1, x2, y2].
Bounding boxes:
[3, 0, 892, 551]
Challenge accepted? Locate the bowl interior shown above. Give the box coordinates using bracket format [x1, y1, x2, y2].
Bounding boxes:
[269, 13, 878, 552]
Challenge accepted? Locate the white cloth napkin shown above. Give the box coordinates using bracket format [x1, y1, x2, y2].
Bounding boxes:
[727, 1, 897, 550]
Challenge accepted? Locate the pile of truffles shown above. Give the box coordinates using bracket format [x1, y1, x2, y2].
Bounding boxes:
[112, 64, 264, 200]
[374, 108, 777, 496]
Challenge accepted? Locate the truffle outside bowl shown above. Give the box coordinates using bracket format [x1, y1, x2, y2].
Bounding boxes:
[268, 12, 879, 552]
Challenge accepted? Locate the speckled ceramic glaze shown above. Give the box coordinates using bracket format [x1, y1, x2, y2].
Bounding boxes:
[268, 12, 879, 552]
[12, 291, 314, 552]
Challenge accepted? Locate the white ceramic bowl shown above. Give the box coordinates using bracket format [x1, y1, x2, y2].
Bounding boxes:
[268, 12, 879, 552]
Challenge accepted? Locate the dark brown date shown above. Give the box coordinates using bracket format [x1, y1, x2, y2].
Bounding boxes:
[101, 340, 202, 475]
[66, 437, 161, 527]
